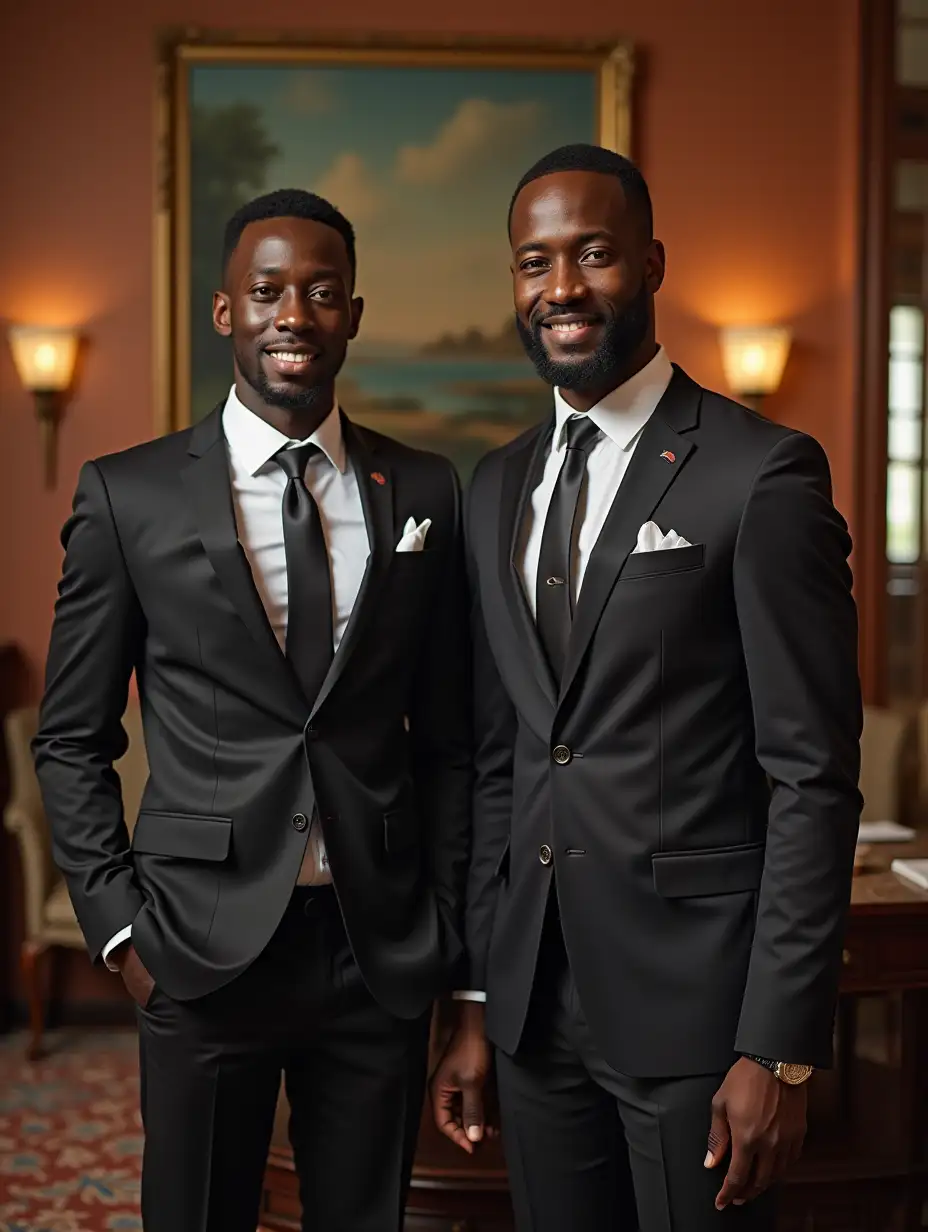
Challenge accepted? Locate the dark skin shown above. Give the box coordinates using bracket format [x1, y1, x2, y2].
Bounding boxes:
[213, 214, 363, 438]
[512, 168, 663, 409]
[111, 214, 364, 1006]
[430, 169, 807, 1211]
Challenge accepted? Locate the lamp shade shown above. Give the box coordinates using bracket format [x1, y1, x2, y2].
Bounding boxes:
[8, 326, 79, 392]
[719, 326, 791, 397]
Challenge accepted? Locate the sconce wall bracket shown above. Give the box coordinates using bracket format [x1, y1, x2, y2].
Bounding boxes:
[33, 390, 62, 490]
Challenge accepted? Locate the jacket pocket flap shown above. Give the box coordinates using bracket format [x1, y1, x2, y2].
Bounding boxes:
[132, 811, 232, 862]
[621, 542, 705, 581]
[384, 808, 418, 855]
[652, 841, 764, 898]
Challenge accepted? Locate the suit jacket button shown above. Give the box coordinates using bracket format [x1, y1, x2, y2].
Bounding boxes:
[539, 844, 553, 866]
[552, 744, 572, 765]
[292, 813, 308, 832]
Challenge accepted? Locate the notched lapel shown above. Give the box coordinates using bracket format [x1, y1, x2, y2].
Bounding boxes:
[309, 417, 395, 719]
[181, 408, 304, 714]
[499, 425, 558, 711]
[560, 370, 700, 702]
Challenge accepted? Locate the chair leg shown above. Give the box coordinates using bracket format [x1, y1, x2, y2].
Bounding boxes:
[21, 940, 48, 1062]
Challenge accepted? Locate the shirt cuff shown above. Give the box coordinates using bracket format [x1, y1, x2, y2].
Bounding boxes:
[102, 925, 133, 971]
[452, 990, 487, 1003]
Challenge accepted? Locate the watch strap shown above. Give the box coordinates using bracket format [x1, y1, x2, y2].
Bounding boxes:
[741, 1054, 813, 1084]
[741, 1053, 779, 1075]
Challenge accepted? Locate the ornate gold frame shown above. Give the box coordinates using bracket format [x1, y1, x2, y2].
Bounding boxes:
[153, 32, 634, 434]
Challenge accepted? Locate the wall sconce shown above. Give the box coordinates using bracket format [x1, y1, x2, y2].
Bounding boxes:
[8, 325, 80, 489]
[719, 326, 792, 409]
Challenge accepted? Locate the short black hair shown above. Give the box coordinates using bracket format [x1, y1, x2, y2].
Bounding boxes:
[222, 188, 357, 285]
[508, 143, 653, 240]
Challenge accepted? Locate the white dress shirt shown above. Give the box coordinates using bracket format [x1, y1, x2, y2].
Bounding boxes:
[518, 346, 674, 612]
[452, 347, 674, 1003]
[103, 386, 369, 967]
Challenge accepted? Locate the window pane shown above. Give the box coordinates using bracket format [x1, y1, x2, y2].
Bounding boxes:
[887, 463, 922, 562]
[896, 160, 928, 209]
[890, 303, 925, 352]
[900, 0, 928, 19]
[889, 415, 924, 461]
[898, 24, 928, 85]
[889, 356, 924, 413]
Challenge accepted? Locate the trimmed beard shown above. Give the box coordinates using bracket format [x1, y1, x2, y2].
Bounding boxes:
[234, 343, 341, 414]
[516, 279, 650, 390]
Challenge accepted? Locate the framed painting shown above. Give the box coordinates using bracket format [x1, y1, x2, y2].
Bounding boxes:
[154, 32, 634, 476]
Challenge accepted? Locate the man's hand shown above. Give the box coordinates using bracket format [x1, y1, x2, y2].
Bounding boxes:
[430, 1002, 495, 1154]
[113, 943, 156, 1009]
[706, 1057, 807, 1209]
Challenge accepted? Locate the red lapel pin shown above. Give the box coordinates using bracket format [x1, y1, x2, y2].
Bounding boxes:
[660, 450, 676, 464]
[371, 471, 386, 486]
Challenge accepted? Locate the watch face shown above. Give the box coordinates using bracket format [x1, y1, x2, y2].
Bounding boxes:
[778, 1063, 813, 1085]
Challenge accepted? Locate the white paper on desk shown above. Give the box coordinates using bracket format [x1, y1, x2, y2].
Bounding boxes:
[891, 858, 928, 891]
[858, 820, 916, 843]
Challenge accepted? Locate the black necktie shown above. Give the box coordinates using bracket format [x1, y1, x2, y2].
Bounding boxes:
[275, 444, 333, 704]
[535, 415, 603, 682]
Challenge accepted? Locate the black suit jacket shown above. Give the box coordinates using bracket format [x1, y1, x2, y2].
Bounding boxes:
[465, 367, 862, 1078]
[33, 405, 471, 1016]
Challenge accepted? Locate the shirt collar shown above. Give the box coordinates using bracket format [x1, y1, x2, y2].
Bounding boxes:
[221, 385, 348, 477]
[552, 346, 674, 453]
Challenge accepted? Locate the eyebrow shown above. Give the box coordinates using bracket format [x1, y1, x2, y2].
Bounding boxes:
[514, 230, 614, 259]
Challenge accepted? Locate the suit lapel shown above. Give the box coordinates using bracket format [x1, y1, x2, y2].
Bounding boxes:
[498, 423, 558, 712]
[309, 415, 395, 720]
[559, 367, 701, 704]
[181, 405, 306, 714]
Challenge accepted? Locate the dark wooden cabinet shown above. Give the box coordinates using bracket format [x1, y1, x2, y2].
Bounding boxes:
[261, 846, 928, 1232]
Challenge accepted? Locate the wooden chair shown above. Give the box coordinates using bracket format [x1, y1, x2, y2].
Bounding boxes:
[2, 699, 147, 1059]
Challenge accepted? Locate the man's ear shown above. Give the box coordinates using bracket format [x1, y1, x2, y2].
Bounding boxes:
[646, 240, 666, 295]
[213, 290, 232, 337]
[349, 296, 364, 341]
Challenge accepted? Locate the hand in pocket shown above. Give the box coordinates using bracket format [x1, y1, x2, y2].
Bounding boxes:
[115, 943, 156, 1009]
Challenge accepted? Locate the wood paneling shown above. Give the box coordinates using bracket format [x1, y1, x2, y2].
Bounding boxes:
[855, 0, 895, 706]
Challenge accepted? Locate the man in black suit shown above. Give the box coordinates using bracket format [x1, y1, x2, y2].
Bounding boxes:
[431, 145, 862, 1229]
[33, 188, 471, 1232]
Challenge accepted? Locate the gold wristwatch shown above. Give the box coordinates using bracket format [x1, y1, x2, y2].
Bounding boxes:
[742, 1055, 813, 1085]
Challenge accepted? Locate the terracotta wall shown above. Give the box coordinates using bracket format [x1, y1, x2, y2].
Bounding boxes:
[0, 0, 860, 690]
[0, 0, 859, 1006]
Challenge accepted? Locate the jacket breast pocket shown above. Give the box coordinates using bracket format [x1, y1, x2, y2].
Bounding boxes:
[620, 543, 705, 582]
[389, 548, 436, 571]
[132, 811, 232, 862]
[651, 840, 764, 898]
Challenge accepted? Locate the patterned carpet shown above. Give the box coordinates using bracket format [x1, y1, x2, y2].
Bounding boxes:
[0, 1031, 142, 1232]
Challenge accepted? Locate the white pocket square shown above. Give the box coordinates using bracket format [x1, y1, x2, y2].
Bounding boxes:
[632, 520, 692, 553]
[395, 516, 432, 553]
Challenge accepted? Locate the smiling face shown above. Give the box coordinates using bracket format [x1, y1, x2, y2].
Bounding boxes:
[510, 170, 665, 410]
[213, 215, 363, 428]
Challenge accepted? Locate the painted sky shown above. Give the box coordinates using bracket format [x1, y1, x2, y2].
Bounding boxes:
[191, 65, 595, 347]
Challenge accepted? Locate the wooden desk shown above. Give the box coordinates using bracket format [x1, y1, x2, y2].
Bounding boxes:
[260, 845, 928, 1232]
[775, 839, 928, 1231]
